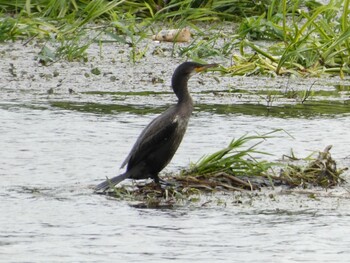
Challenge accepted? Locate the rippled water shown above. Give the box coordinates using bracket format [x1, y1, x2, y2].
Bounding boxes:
[1, 42, 350, 262]
[2, 102, 350, 262]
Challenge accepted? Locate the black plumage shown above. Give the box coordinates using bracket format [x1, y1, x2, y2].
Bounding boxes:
[95, 62, 217, 192]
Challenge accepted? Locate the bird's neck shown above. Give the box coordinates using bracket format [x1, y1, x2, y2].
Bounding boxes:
[176, 87, 192, 104]
[177, 93, 193, 107]
[172, 78, 192, 104]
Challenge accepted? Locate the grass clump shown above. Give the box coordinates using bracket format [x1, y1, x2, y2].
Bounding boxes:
[183, 133, 276, 179]
[36, 31, 92, 64]
[223, 0, 350, 77]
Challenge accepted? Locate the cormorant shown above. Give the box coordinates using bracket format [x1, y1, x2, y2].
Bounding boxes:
[95, 61, 217, 192]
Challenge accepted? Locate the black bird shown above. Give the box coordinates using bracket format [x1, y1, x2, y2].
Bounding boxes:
[95, 62, 217, 192]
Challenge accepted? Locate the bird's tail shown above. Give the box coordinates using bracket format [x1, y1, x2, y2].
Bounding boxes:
[95, 172, 129, 193]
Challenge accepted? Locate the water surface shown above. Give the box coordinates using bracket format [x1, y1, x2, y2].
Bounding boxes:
[1, 41, 350, 262]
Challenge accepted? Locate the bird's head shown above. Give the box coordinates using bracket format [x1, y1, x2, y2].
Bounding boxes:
[173, 61, 217, 80]
[171, 62, 217, 100]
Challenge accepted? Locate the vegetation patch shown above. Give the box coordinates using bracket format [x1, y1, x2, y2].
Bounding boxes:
[277, 145, 347, 188]
[97, 132, 347, 208]
[1, 0, 350, 76]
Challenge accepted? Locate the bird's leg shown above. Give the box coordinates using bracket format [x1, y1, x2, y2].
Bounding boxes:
[159, 177, 176, 187]
[153, 174, 161, 185]
[153, 175, 175, 187]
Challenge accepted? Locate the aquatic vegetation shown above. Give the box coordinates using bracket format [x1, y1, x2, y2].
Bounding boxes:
[37, 31, 92, 64]
[0, 0, 268, 42]
[184, 132, 276, 177]
[1, 0, 350, 76]
[97, 131, 346, 208]
[109, 18, 151, 63]
[277, 145, 346, 188]
[223, 0, 350, 76]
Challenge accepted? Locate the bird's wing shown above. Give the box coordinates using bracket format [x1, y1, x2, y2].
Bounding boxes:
[121, 112, 178, 169]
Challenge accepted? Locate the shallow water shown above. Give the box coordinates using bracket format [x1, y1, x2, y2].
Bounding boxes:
[1, 41, 350, 262]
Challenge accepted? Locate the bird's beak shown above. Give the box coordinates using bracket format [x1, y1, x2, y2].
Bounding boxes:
[195, 63, 218, 73]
